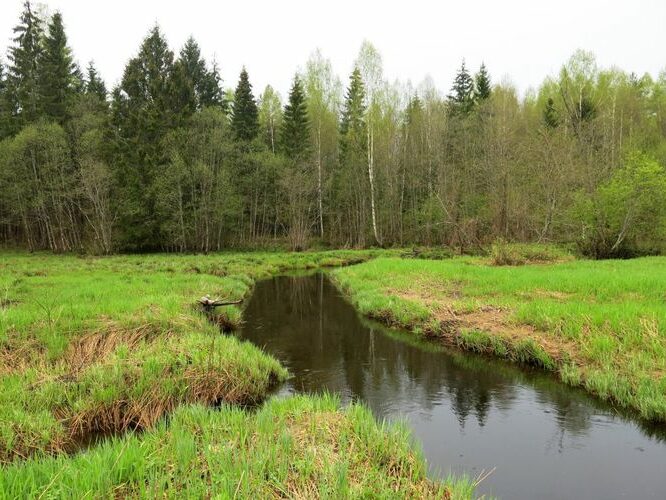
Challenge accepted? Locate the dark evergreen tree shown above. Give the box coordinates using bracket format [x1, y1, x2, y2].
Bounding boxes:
[280, 76, 309, 161]
[6, 1, 43, 129]
[474, 63, 492, 102]
[231, 68, 259, 141]
[543, 97, 559, 128]
[172, 37, 225, 120]
[448, 60, 475, 115]
[0, 61, 10, 139]
[39, 12, 78, 124]
[199, 59, 225, 110]
[339, 67, 367, 162]
[111, 25, 176, 250]
[85, 61, 107, 102]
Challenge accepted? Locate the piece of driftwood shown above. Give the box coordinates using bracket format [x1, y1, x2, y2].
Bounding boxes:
[199, 295, 243, 311]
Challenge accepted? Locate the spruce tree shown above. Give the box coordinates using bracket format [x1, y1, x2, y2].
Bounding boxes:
[172, 38, 225, 118]
[85, 61, 107, 102]
[39, 12, 78, 123]
[339, 67, 367, 162]
[0, 61, 10, 139]
[474, 63, 492, 102]
[199, 59, 225, 110]
[7, 1, 43, 128]
[112, 26, 176, 249]
[448, 60, 475, 115]
[231, 68, 259, 141]
[281, 76, 310, 161]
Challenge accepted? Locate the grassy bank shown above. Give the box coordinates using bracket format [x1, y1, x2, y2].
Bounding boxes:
[0, 250, 473, 497]
[0, 394, 474, 498]
[332, 253, 666, 421]
[0, 250, 383, 461]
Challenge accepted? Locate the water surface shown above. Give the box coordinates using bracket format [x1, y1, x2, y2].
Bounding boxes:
[238, 273, 666, 499]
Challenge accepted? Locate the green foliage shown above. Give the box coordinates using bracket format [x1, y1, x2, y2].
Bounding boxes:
[231, 68, 259, 141]
[543, 97, 559, 128]
[573, 152, 666, 258]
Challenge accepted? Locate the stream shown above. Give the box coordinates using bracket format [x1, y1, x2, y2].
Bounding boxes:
[236, 273, 666, 499]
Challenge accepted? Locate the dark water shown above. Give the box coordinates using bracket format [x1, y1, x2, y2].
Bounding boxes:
[237, 273, 666, 499]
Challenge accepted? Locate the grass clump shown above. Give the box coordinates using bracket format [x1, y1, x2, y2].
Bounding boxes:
[0, 395, 474, 499]
[489, 240, 573, 266]
[332, 253, 666, 421]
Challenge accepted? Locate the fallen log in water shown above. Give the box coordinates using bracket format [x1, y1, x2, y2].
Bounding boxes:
[199, 295, 243, 311]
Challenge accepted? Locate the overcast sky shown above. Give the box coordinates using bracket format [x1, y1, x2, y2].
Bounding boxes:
[1, 0, 665, 99]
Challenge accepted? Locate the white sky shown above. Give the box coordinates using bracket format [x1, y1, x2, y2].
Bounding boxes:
[1, 0, 665, 99]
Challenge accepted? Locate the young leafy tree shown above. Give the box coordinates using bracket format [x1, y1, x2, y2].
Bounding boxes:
[258, 85, 282, 153]
[281, 76, 310, 161]
[474, 63, 492, 102]
[448, 60, 475, 114]
[6, 1, 43, 129]
[304, 49, 341, 237]
[543, 97, 559, 128]
[231, 68, 259, 141]
[39, 12, 79, 124]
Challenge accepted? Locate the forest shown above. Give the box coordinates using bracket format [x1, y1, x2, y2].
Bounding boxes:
[1, 1, 665, 257]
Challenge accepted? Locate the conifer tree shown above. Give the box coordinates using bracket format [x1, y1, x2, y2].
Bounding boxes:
[281, 76, 310, 161]
[39, 12, 78, 123]
[0, 61, 10, 139]
[474, 63, 492, 102]
[339, 67, 367, 162]
[199, 59, 225, 110]
[7, 1, 43, 128]
[448, 60, 475, 115]
[112, 25, 176, 249]
[231, 68, 259, 141]
[85, 61, 107, 102]
[172, 37, 226, 117]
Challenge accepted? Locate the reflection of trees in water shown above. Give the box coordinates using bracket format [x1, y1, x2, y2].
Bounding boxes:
[240, 274, 666, 444]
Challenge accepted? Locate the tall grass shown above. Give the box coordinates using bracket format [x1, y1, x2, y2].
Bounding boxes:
[0, 250, 383, 461]
[0, 395, 474, 499]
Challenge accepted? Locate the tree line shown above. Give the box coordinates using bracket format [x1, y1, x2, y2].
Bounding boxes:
[1, 1, 665, 256]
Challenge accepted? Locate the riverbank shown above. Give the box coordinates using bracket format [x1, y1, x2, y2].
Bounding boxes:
[0, 251, 473, 498]
[331, 253, 666, 421]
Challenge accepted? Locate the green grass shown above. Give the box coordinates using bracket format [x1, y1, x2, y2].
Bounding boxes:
[332, 252, 666, 421]
[0, 249, 473, 497]
[0, 395, 474, 499]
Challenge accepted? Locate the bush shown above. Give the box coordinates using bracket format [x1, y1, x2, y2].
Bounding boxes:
[490, 240, 570, 266]
[401, 247, 454, 260]
[572, 152, 666, 259]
